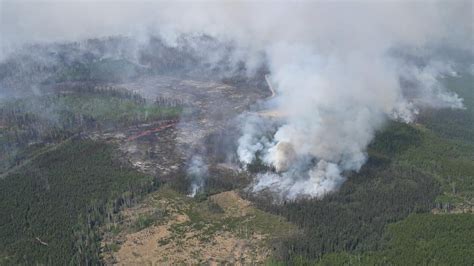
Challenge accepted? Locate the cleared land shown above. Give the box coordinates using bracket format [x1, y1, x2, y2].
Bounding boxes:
[101, 187, 296, 265]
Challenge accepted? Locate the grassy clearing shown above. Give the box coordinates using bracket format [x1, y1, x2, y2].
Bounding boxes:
[152, 186, 295, 241]
[54, 58, 142, 83]
[53, 94, 182, 124]
[0, 88, 183, 174]
[101, 186, 296, 263]
[196, 192, 295, 240]
[1, 93, 182, 127]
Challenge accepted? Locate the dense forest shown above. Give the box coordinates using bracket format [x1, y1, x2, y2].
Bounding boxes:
[0, 139, 156, 264]
[0, 36, 472, 265]
[0, 85, 183, 264]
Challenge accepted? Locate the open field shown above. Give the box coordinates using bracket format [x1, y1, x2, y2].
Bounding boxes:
[101, 187, 296, 265]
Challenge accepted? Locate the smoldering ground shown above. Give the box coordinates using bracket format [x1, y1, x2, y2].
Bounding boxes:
[1, 0, 473, 200]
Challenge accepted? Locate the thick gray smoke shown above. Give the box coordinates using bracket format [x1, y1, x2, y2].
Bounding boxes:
[164, 1, 470, 200]
[2, 0, 472, 199]
[155, 1, 471, 200]
[242, 52, 465, 200]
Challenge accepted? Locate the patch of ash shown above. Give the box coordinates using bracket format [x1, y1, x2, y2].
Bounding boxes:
[88, 75, 266, 191]
[90, 121, 184, 178]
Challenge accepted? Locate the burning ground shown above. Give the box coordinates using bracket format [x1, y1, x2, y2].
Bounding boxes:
[0, 61, 285, 264]
[62, 73, 294, 264]
[0, 3, 473, 262]
[87, 73, 269, 187]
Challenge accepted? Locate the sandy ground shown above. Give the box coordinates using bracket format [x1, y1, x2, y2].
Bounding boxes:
[101, 190, 273, 265]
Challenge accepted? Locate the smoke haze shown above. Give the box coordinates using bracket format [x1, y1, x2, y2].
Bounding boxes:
[1, 0, 472, 199]
[186, 155, 208, 197]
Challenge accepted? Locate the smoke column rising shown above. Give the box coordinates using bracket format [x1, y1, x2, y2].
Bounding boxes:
[2, 0, 472, 199]
[186, 155, 208, 197]
[154, 1, 471, 200]
[159, 1, 471, 200]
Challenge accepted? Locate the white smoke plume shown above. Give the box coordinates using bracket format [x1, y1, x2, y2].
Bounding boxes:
[154, 1, 471, 200]
[243, 46, 467, 200]
[1, 0, 472, 199]
[186, 155, 208, 198]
